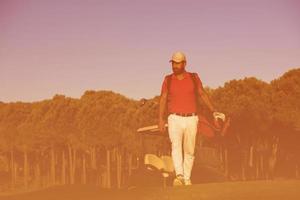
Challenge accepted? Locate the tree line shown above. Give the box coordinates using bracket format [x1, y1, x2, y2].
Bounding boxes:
[0, 68, 299, 190]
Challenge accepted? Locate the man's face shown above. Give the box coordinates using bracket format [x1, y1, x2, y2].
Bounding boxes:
[171, 61, 186, 75]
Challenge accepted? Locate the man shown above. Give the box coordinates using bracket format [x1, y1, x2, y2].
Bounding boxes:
[158, 51, 218, 186]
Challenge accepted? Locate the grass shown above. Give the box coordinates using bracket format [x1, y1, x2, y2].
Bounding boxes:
[1, 180, 300, 200]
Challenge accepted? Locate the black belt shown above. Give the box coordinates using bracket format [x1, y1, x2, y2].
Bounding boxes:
[170, 112, 197, 117]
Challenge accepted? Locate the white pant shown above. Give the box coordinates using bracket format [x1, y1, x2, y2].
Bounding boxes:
[167, 114, 199, 180]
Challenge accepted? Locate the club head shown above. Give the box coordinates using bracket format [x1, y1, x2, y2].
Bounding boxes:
[213, 112, 226, 122]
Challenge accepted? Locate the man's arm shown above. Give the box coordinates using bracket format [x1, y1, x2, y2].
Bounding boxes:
[199, 92, 215, 113]
[194, 73, 216, 113]
[158, 91, 167, 133]
[158, 77, 168, 133]
[195, 74, 226, 123]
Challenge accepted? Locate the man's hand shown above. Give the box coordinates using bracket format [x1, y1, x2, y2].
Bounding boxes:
[159, 119, 166, 133]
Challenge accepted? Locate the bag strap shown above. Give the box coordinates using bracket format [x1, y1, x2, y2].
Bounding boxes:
[166, 74, 172, 95]
[166, 74, 173, 105]
[164, 74, 172, 118]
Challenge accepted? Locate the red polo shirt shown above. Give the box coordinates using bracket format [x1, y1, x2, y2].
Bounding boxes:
[161, 71, 205, 113]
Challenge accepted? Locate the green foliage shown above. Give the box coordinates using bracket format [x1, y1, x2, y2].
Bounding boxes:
[0, 68, 299, 154]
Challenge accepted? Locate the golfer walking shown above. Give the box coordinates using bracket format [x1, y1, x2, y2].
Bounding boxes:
[158, 51, 219, 186]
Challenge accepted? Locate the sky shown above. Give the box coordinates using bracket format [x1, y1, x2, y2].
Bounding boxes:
[1, 0, 300, 103]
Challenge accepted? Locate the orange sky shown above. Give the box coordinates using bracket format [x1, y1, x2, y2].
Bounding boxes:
[1, 0, 300, 102]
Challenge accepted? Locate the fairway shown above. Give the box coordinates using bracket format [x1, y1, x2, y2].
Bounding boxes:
[1, 180, 300, 200]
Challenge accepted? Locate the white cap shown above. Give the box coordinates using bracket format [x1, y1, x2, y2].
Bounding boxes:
[169, 51, 186, 63]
